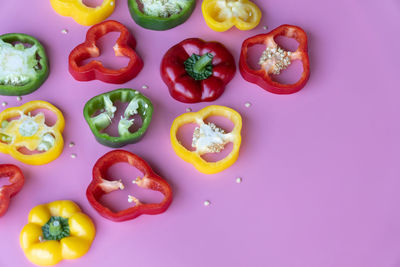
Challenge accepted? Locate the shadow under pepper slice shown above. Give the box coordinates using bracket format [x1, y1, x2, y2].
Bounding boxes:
[161, 38, 236, 103]
[239, 24, 310, 94]
[0, 33, 49, 96]
[83, 88, 153, 148]
[69, 20, 143, 84]
[128, 0, 196, 31]
[0, 164, 24, 217]
[86, 150, 173, 222]
[170, 105, 242, 174]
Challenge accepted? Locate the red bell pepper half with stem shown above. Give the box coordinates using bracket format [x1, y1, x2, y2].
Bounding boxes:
[86, 150, 172, 222]
[239, 24, 310, 94]
[69, 20, 143, 84]
[0, 164, 24, 217]
[161, 38, 236, 103]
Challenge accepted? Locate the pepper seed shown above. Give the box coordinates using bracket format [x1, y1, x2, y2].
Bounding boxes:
[186, 107, 192, 112]
[142, 85, 149, 89]
[70, 153, 77, 159]
[69, 142, 75, 148]
[61, 29, 68, 34]
[16, 96, 22, 101]
[245, 102, 251, 108]
[263, 26, 268, 30]
[236, 177, 243, 184]
[204, 200, 211, 206]
[1, 102, 7, 107]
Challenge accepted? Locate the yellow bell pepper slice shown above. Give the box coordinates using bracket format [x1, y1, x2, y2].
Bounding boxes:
[20, 200, 96, 266]
[170, 105, 242, 174]
[50, 0, 115, 26]
[0, 100, 65, 165]
[202, 0, 262, 32]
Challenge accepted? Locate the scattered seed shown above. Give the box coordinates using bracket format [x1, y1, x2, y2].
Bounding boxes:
[70, 153, 77, 159]
[1, 102, 7, 107]
[142, 85, 149, 89]
[68, 142, 75, 148]
[186, 107, 192, 112]
[263, 26, 268, 30]
[245, 102, 251, 108]
[61, 29, 68, 34]
[236, 177, 243, 184]
[16, 96, 22, 101]
[204, 200, 211, 206]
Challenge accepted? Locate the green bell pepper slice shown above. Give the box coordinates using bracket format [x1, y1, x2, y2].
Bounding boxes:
[83, 88, 154, 148]
[0, 33, 49, 96]
[128, 0, 196, 31]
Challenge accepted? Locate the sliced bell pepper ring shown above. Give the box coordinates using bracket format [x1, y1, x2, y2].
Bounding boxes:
[86, 150, 173, 222]
[239, 24, 310, 94]
[83, 88, 153, 148]
[0, 33, 49, 96]
[69, 20, 143, 84]
[201, 0, 262, 32]
[50, 0, 115, 26]
[128, 0, 196, 31]
[0, 100, 65, 165]
[161, 38, 236, 103]
[20, 200, 95, 266]
[170, 105, 242, 174]
[0, 164, 24, 217]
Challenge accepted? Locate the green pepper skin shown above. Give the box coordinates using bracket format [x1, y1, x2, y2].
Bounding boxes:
[0, 33, 49, 96]
[128, 0, 196, 31]
[83, 88, 154, 148]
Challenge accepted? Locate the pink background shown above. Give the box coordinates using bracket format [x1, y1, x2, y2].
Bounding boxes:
[1, 0, 400, 266]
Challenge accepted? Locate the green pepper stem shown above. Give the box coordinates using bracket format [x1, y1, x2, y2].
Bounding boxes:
[49, 220, 62, 236]
[193, 54, 213, 73]
[42, 216, 70, 241]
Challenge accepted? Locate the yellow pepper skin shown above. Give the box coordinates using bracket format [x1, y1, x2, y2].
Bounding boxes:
[170, 105, 242, 174]
[20, 200, 96, 266]
[50, 0, 115, 26]
[202, 0, 262, 32]
[0, 100, 65, 165]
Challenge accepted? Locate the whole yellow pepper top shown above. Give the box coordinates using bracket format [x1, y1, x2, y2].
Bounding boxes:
[202, 0, 262, 32]
[50, 0, 115, 26]
[20, 200, 96, 266]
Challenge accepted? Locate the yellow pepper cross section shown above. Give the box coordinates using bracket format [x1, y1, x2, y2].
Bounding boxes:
[20, 200, 96, 266]
[0, 100, 65, 165]
[202, 0, 262, 32]
[50, 0, 115, 26]
[170, 105, 242, 174]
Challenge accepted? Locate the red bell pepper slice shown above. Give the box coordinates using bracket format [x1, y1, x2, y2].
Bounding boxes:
[86, 150, 172, 222]
[239, 24, 310, 94]
[161, 38, 236, 103]
[69, 20, 143, 84]
[0, 164, 24, 217]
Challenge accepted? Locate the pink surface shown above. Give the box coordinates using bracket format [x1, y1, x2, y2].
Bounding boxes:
[1, 1, 400, 266]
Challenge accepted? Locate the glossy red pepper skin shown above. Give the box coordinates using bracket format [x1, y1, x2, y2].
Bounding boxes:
[0, 164, 24, 217]
[86, 150, 172, 222]
[69, 20, 143, 84]
[161, 38, 236, 103]
[239, 24, 310, 94]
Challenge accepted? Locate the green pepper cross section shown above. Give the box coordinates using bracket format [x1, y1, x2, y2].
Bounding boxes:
[0, 33, 49, 96]
[128, 0, 196, 31]
[83, 88, 154, 148]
